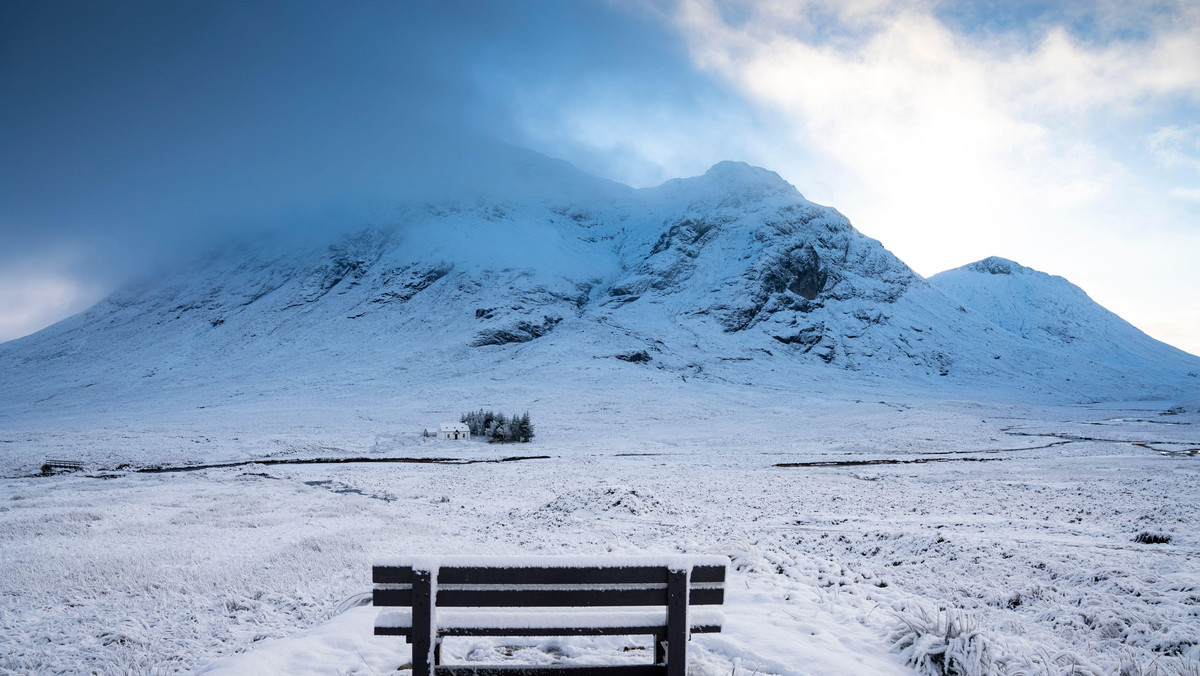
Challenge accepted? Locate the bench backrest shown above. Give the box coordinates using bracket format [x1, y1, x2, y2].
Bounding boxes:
[373, 557, 726, 609]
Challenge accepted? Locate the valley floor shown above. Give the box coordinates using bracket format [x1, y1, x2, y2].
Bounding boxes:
[1, 397, 1198, 675]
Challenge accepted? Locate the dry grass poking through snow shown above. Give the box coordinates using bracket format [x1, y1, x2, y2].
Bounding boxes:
[1, 404, 1199, 675]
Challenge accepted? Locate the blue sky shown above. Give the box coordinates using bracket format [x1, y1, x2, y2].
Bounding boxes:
[2, 0, 1198, 354]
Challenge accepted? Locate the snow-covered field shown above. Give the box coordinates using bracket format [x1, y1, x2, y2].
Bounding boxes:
[2, 125, 1198, 676]
[2, 392, 1197, 675]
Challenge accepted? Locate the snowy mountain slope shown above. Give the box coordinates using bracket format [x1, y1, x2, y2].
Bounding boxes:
[930, 256, 1200, 380]
[1, 154, 1197, 424]
[601, 162, 1015, 375]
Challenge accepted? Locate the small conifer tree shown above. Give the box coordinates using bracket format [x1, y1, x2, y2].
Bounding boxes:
[488, 412, 508, 441]
[460, 409, 534, 442]
[518, 411, 534, 442]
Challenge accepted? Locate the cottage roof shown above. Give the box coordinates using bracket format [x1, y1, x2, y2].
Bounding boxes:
[440, 423, 469, 432]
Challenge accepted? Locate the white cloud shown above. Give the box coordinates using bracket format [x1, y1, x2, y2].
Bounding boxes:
[1149, 124, 1200, 173]
[1170, 186, 1200, 202]
[659, 0, 1200, 355]
[500, 78, 783, 188]
[0, 265, 105, 343]
[673, 1, 1113, 261]
[1002, 23, 1200, 116]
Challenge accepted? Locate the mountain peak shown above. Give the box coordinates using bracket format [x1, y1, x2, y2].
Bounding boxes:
[700, 161, 797, 194]
[962, 257, 1028, 275]
[644, 161, 801, 204]
[930, 256, 1199, 368]
[704, 160, 784, 181]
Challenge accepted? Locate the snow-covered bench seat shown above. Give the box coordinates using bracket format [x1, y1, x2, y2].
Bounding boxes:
[372, 555, 729, 676]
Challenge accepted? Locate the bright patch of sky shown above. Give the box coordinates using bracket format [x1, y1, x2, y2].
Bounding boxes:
[1, 0, 1197, 354]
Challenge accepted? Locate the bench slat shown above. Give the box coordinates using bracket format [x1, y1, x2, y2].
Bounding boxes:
[375, 586, 722, 608]
[374, 624, 723, 638]
[374, 588, 414, 606]
[433, 665, 665, 676]
[436, 588, 665, 608]
[690, 588, 723, 605]
[373, 564, 726, 586]
[432, 587, 722, 608]
[375, 606, 724, 633]
[374, 565, 414, 584]
[439, 567, 666, 585]
[690, 565, 725, 584]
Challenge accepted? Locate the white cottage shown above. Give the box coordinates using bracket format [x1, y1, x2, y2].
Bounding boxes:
[438, 423, 470, 441]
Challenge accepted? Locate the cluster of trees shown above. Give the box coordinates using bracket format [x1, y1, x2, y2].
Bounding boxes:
[461, 409, 534, 443]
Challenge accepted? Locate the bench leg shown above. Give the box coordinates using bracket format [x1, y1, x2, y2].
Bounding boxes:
[412, 569, 434, 676]
[667, 568, 688, 676]
[655, 633, 666, 665]
[434, 638, 443, 666]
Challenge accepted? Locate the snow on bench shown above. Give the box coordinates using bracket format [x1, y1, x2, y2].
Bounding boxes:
[372, 555, 729, 676]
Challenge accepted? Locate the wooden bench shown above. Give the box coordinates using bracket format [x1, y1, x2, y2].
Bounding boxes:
[372, 555, 728, 676]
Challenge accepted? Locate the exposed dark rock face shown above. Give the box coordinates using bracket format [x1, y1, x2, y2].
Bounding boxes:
[300, 231, 389, 302]
[618, 216, 729, 299]
[370, 264, 452, 305]
[762, 244, 827, 300]
[772, 324, 825, 351]
[471, 315, 562, 347]
[649, 218, 717, 256]
[966, 257, 1020, 275]
[697, 193, 921, 345]
[615, 350, 652, 363]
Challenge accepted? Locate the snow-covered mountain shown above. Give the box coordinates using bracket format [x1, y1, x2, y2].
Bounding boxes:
[1, 154, 1197, 422]
[930, 256, 1197, 371]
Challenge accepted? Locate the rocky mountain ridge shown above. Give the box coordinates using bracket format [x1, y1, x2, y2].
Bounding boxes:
[1, 156, 1197, 420]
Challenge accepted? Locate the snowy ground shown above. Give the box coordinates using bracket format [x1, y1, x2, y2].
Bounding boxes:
[1, 394, 1198, 675]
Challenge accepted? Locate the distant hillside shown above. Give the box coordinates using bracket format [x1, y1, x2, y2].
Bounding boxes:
[930, 256, 1199, 375]
[2, 152, 1197, 423]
